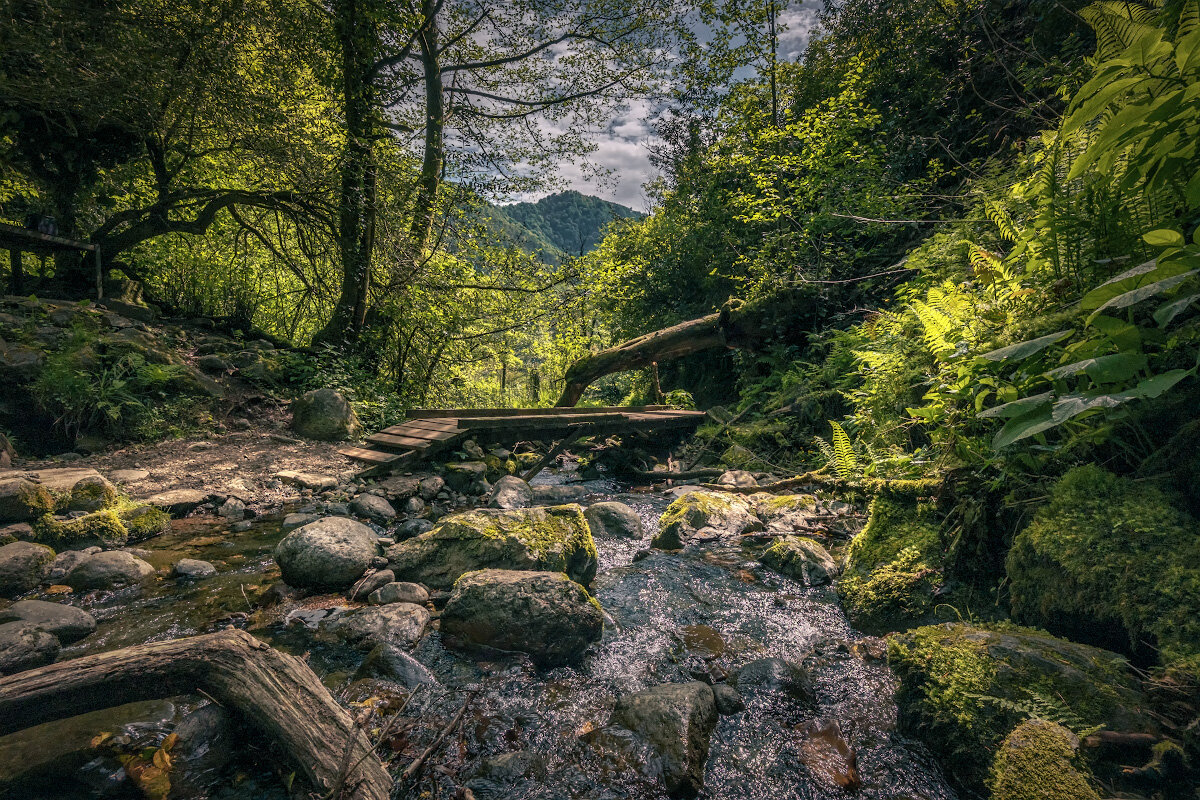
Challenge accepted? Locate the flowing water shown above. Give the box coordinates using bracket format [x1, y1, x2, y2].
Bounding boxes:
[0, 473, 957, 800]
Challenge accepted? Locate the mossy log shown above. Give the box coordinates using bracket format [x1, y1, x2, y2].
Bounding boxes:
[0, 629, 392, 800]
[555, 298, 773, 407]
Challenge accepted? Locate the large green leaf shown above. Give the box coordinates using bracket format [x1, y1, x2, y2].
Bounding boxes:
[1128, 369, 1192, 398]
[1154, 293, 1200, 327]
[1086, 270, 1199, 320]
[1080, 259, 1192, 310]
[1143, 228, 1186, 247]
[977, 391, 1053, 420]
[992, 405, 1057, 449]
[1046, 352, 1147, 383]
[977, 330, 1072, 363]
[1051, 392, 1132, 424]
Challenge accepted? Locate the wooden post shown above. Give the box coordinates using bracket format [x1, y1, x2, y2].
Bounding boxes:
[8, 248, 22, 295]
[651, 361, 664, 404]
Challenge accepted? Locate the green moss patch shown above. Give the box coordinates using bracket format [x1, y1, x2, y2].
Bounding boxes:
[888, 622, 1153, 793]
[837, 493, 945, 633]
[1007, 465, 1200, 663]
[30, 499, 170, 548]
[989, 720, 1100, 800]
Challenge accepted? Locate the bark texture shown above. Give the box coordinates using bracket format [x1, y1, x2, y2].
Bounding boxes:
[0, 629, 392, 800]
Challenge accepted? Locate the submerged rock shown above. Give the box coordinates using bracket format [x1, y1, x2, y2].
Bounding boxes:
[488, 475, 533, 509]
[584, 501, 644, 539]
[65, 550, 156, 590]
[171, 703, 237, 797]
[796, 718, 860, 790]
[440, 569, 603, 667]
[0, 540, 54, 596]
[0, 599, 96, 643]
[652, 491, 761, 549]
[711, 684, 745, 715]
[385, 505, 598, 590]
[354, 643, 439, 688]
[317, 602, 430, 651]
[0, 621, 60, 674]
[274, 516, 377, 590]
[888, 622, 1157, 792]
[290, 388, 361, 441]
[731, 657, 812, 700]
[173, 558, 217, 579]
[758, 536, 839, 586]
[607, 681, 718, 797]
[989, 719, 1099, 800]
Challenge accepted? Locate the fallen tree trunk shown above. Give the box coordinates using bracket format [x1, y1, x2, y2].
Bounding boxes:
[0, 629, 392, 800]
[555, 297, 780, 407]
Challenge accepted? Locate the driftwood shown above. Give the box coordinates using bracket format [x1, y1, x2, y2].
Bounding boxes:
[555, 298, 778, 407]
[0, 629, 392, 800]
[699, 472, 941, 496]
[629, 468, 725, 481]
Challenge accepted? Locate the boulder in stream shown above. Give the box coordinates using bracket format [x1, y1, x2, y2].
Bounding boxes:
[350, 493, 397, 523]
[173, 558, 217, 579]
[65, 550, 156, 590]
[758, 536, 839, 586]
[531, 484, 588, 505]
[0, 540, 54, 596]
[606, 681, 718, 797]
[440, 569, 603, 667]
[0, 621, 60, 674]
[368, 581, 429, 605]
[488, 475, 533, 509]
[0, 599, 96, 643]
[652, 491, 762, 549]
[274, 516, 377, 590]
[385, 505, 598, 590]
[731, 657, 812, 700]
[584, 501, 644, 539]
[354, 643, 439, 688]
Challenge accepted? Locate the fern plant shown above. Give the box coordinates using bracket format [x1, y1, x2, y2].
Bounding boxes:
[964, 688, 1104, 738]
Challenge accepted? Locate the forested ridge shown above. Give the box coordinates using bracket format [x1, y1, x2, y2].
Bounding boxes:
[2, 0, 1200, 797]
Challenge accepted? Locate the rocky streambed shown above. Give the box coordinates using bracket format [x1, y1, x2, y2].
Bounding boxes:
[0, 457, 965, 800]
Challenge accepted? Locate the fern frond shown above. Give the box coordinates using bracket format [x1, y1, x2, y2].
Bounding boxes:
[829, 420, 860, 479]
[1179, 0, 1200, 36]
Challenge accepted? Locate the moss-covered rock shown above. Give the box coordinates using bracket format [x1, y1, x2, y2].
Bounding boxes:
[0, 479, 55, 522]
[29, 500, 169, 548]
[385, 504, 598, 590]
[837, 493, 944, 633]
[1006, 465, 1200, 663]
[652, 491, 760, 549]
[758, 536, 838, 586]
[989, 720, 1100, 800]
[888, 622, 1155, 792]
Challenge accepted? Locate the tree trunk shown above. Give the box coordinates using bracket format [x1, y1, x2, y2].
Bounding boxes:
[313, 0, 380, 347]
[405, 0, 444, 278]
[0, 629, 392, 800]
[555, 298, 774, 407]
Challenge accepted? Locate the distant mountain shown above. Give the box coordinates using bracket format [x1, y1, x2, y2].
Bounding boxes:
[485, 191, 643, 262]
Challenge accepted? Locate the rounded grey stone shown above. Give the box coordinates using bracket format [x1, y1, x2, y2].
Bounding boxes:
[0, 599, 96, 643]
[584, 502, 644, 539]
[65, 551, 156, 590]
[274, 516, 377, 590]
[0, 541, 54, 597]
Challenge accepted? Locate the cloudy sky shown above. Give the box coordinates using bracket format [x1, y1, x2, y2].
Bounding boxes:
[554, 1, 822, 211]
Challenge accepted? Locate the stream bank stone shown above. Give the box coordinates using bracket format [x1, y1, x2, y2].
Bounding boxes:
[290, 388, 360, 441]
[758, 536, 839, 586]
[440, 569, 603, 667]
[385, 505, 598, 590]
[65, 551, 156, 590]
[607, 681, 718, 797]
[141, 489, 210, 517]
[652, 491, 761, 549]
[0, 599, 96, 643]
[0, 541, 54, 596]
[0, 621, 60, 674]
[274, 516, 377, 590]
[488, 475, 533, 509]
[368, 581, 428, 605]
[584, 502, 644, 539]
[350, 493, 396, 523]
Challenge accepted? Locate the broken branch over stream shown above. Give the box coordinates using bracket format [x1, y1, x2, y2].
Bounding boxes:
[0, 629, 392, 800]
[555, 297, 782, 407]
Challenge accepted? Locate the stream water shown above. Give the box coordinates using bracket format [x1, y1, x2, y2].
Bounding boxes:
[0, 473, 957, 800]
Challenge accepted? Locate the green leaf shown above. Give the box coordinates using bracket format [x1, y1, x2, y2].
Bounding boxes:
[993, 405, 1057, 449]
[1051, 393, 1132, 424]
[977, 330, 1073, 362]
[1154, 293, 1200, 326]
[1128, 369, 1192, 398]
[1080, 260, 1193, 310]
[1088, 315, 1141, 351]
[978, 391, 1053, 420]
[1087, 270, 1200, 320]
[1144, 229, 1186, 247]
[1046, 352, 1146, 383]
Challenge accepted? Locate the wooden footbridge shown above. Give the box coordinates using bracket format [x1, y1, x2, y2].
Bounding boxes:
[338, 405, 707, 477]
